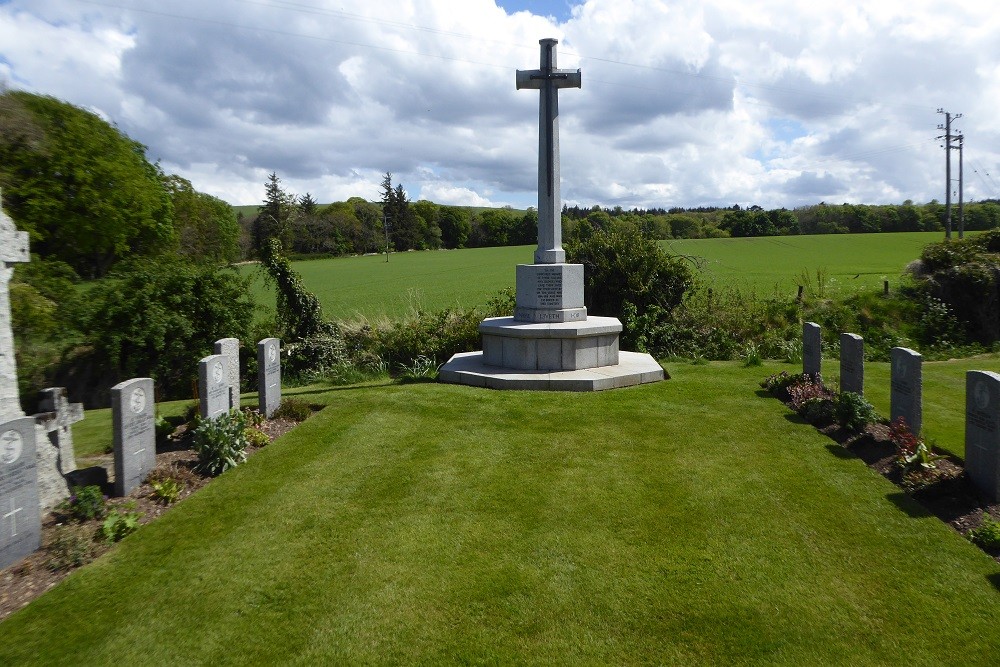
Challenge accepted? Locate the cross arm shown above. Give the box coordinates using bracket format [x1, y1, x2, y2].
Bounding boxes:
[516, 68, 582, 90]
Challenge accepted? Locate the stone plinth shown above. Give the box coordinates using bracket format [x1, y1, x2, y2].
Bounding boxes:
[513, 264, 586, 323]
[480, 316, 620, 371]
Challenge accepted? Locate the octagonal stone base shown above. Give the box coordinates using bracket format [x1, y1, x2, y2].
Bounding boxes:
[439, 350, 664, 391]
[480, 316, 622, 371]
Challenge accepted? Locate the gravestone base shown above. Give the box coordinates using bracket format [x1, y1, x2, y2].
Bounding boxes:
[440, 350, 664, 391]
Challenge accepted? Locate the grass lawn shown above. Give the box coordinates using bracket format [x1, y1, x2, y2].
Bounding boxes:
[241, 232, 946, 322]
[3, 361, 1000, 664]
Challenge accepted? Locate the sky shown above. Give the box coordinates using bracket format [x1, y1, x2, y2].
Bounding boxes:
[1, 0, 999, 210]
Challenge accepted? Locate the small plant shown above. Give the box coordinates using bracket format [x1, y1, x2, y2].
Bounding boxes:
[397, 355, 440, 382]
[272, 397, 313, 422]
[889, 417, 946, 470]
[241, 407, 265, 429]
[191, 410, 250, 476]
[834, 392, 879, 431]
[742, 342, 762, 367]
[783, 339, 803, 364]
[245, 426, 271, 449]
[44, 524, 98, 572]
[787, 375, 833, 412]
[155, 414, 175, 444]
[800, 396, 835, 424]
[57, 485, 108, 522]
[150, 477, 183, 505]
[969, 514, 1000, 550]
[100, 504, 142, 543]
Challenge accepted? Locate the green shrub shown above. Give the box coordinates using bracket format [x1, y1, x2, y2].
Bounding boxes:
[245, 427, 270, 448]
[100, 505, 141, 543]
[272, 397, 313, 422]
[57, 485, 108, 522]
[801, 397, 835, 424]
[191, 410, 250, 475]
[889, 417, 945, 470]
[834, 392, 879, 431]
[969, 515, 1000, 550]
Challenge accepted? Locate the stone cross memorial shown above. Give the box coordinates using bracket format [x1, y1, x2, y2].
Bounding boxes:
[199, 354, 230, 420]
[214, 337, 240, 410]
[35, 387, 83, 510]
[965, 370, 1000, 502]
[802, 322, 822, 378]
[439, 38, 664, 391]
[111, 378, 156, 497]
[890, 346, 922, 435]
[1, 191, 30, 424]
[839, 333, 864, 395]
[0, 416, 41, 570]
[257, 338, 281, 418]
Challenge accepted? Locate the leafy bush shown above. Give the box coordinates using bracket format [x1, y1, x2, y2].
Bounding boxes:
[77, 258, 255, 401]
[800, 396, 835, 424]
[567, 224, 695, 319]
[272, 397, 313, 422]
[969, 515, 1000, 550]
[834, 392, 879, 431]
[191, 410, 251, 475]
[57, 485, 108, 522]
[101, 505, 141, 543]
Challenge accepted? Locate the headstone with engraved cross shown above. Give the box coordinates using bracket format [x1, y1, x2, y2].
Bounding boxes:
[0, 416, 42, 570]
[199, 355, 230, 421]
[214, 337, 240, 410]
[112, 378, 156, 496]
[34, 387, 84, 511]
[0, 190, 31, 424]
[257, 338, 281, 419]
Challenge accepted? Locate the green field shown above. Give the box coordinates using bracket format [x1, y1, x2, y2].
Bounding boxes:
[243, 232, 946, 322]
[4, 361, 1000, 664]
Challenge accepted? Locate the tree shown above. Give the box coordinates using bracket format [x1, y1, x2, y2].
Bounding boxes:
[254, 172, 297, 256]
[0, 91, 173, 278]
[438, 206, 471, 249]
[163, 175, 240, 264]
[380, 173, 421, 251]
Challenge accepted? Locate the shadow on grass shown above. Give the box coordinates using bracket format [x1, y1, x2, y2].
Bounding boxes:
[886, 491, 934, 519]
[987, 572, 1000, 593]
[824, 444, 856, 460]
[782, 413, 809, 425]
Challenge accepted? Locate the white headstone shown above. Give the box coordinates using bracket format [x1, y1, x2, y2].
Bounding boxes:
[199, 355, 230, 420]
[34, 387, 83, 510]
[802, 322, 821, 378]
[839, 333, 864, 395]
[0, 191, 30, 424]
[965, 370, 1000, 502]
[0, 416, 41, 570]
[890, 347, 922, 435]
[214, 337, 240, 410]
[257, 338, 281, 419]
[112, 378, 156, 496]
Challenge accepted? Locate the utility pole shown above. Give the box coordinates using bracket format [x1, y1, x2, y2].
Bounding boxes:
[956, 133, 965, 238]
[381, 213, 392, 263]
[937, 109, 962, 240]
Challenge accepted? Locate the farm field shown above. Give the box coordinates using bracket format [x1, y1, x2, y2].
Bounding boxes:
[3, 361, 1000, 664]
[242, 232, 947, 322]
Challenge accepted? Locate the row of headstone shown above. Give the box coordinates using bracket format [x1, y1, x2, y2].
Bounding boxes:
[198, 337, 281, 420]
[802, 323, 923, 432]
[803, 323, 1000, 504]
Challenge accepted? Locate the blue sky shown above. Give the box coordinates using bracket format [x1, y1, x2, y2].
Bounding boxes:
[1, 0, 998, 210]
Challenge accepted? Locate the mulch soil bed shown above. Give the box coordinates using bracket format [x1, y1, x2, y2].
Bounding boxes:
[767, 385, 1000, 563]
[0, 416, 301, 622]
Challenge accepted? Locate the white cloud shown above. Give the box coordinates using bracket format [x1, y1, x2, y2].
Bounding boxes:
[1, 0, 998, 210]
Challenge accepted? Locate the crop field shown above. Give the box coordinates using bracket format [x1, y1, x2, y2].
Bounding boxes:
[242, 232, 947, 322]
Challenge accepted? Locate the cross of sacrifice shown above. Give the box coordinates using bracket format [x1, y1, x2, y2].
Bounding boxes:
[1, 188, 31, 422]
[4, 497, 23, 537]
[516, 38, 581, 265]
